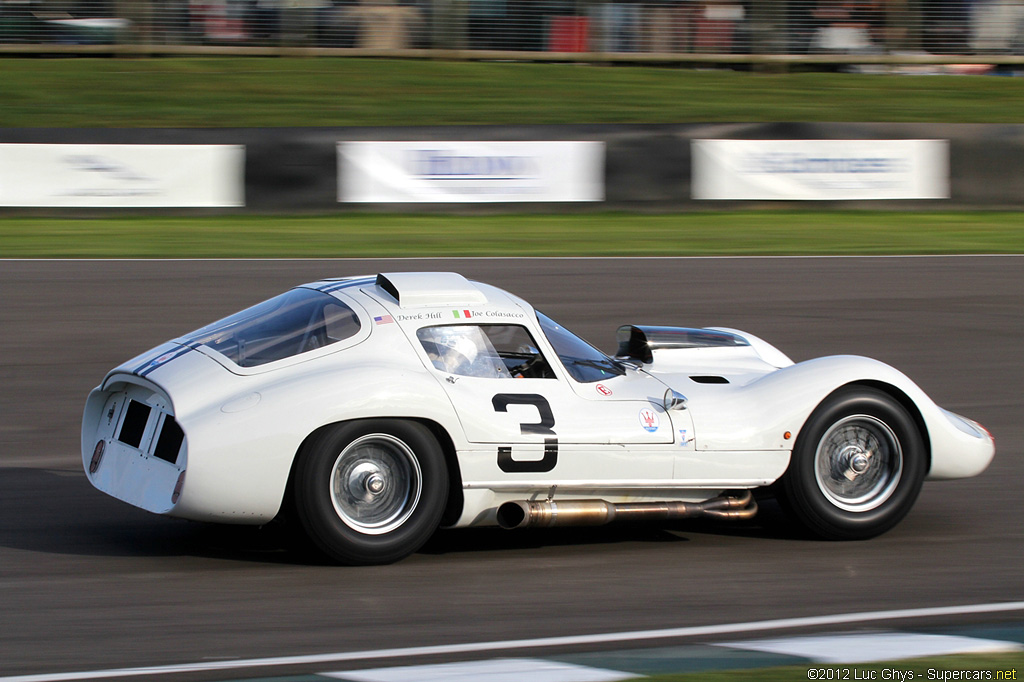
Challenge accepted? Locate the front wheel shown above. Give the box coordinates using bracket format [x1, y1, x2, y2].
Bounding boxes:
[778, 387, 926, 540]
[293, 420, 448, 565]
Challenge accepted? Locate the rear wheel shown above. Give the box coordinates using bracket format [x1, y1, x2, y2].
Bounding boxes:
[779, 387, 926, 540]
[294, 420, 448, 564]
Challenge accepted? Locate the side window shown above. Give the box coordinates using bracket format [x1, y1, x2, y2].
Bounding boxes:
[417, 325, 555, 379]
[323, 303, 361, 343]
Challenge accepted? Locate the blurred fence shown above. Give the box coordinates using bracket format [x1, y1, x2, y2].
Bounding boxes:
[2, 0, 1024, 62]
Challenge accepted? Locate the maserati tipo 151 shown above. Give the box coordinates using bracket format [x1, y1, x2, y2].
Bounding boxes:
[82, 272, 994, 564]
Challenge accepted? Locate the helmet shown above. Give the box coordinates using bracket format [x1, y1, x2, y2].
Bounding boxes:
[421, 326, 504, 378]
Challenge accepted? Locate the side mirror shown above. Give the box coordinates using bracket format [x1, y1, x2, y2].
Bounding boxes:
[663, 388, 688, 411]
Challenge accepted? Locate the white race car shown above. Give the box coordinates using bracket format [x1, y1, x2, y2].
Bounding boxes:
[82, 272, 994, 564]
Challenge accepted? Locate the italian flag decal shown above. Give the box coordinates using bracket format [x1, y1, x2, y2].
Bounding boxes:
[453, 310, 473, 319]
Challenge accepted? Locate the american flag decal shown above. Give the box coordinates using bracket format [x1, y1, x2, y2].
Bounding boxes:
[374, 315, 395, 325]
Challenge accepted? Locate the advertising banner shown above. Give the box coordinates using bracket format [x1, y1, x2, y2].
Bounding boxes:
[338, 141, 605, 203]
[0, 144, 245, 207]
[692, 139, 949, 201]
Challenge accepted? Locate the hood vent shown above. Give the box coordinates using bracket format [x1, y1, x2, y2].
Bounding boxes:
[690, 375, 730, 384]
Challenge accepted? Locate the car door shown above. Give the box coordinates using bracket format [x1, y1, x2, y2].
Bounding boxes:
[415, 321, 680, 482]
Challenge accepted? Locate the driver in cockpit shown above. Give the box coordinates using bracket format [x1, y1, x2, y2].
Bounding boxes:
[423, 326, 506, 378]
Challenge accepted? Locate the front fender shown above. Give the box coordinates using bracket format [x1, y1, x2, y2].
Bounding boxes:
[685, 354, 993, 481]
[685, 355, 906, 452]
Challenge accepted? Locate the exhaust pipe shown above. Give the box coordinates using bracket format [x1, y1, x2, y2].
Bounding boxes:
[496, 490, 757, 530]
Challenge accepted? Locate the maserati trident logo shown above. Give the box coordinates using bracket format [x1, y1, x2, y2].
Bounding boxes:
[639, 408, 660, 432]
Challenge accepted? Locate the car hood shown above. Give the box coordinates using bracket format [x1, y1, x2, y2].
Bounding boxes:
[641, 347, 782, 387]
[621, 326, 794, 387]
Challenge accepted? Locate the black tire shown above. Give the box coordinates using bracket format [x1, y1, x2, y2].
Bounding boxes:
[293, 419, 448, 565]
[778, 386, 926, 540]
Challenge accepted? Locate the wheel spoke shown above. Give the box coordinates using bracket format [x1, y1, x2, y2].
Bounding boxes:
[814, 414, 903, 513]
[329, 434, 423, 535]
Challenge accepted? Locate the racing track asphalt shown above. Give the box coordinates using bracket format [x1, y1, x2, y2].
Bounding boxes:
[0, 256, 1021, 679]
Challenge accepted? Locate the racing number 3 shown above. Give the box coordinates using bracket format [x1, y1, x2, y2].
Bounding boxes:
[492, 393, 558, 473]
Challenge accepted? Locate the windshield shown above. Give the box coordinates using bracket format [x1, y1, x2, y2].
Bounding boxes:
[182, 288, 361, 368]
[536, 311, 625, 383]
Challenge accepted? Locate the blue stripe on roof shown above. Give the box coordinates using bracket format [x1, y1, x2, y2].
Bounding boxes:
[137, 346, 192, 377]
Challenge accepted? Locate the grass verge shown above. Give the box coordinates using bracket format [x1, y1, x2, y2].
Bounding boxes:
[0, 211, 1021, 258]
[1, 59, 1023, 127]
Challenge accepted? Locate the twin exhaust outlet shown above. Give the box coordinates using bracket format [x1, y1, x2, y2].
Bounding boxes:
[496, 490, 758, 530]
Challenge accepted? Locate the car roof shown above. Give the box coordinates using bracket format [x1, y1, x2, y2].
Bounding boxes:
[305, 272, 532, 319]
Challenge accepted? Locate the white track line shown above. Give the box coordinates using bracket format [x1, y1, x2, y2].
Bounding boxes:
[1, 254, 1023, 262]
[4, 601, 1024, 682]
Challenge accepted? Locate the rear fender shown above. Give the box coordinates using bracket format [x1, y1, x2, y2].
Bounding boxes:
[149, 364, 463, 524]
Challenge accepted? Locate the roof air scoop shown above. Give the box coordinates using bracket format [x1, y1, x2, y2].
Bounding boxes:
[375, 272, 489, 309]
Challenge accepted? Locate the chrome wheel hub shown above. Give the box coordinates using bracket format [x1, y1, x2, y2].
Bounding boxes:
[849, 451, 871, 475]
[330, 434, 422, 535]
[814, 415, 903, 512]
[365, 472, 386, 495]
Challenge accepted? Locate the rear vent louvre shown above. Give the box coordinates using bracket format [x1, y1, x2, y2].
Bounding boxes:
[153, 415, 184, 464]
[117, 400, 151, 448]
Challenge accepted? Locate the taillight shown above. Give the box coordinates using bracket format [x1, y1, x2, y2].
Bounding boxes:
[978, 422, 995, 445]
[89, 440, 105, 474]
[171, 470, 186, 504]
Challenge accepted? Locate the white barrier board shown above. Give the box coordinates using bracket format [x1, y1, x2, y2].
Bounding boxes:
[692, 139, 949, 201]
[0, 144, 245, 207]
[339, 141, 604, 203]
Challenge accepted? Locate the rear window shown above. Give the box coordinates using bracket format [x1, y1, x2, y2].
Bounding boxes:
[182, 288, 361, 367]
